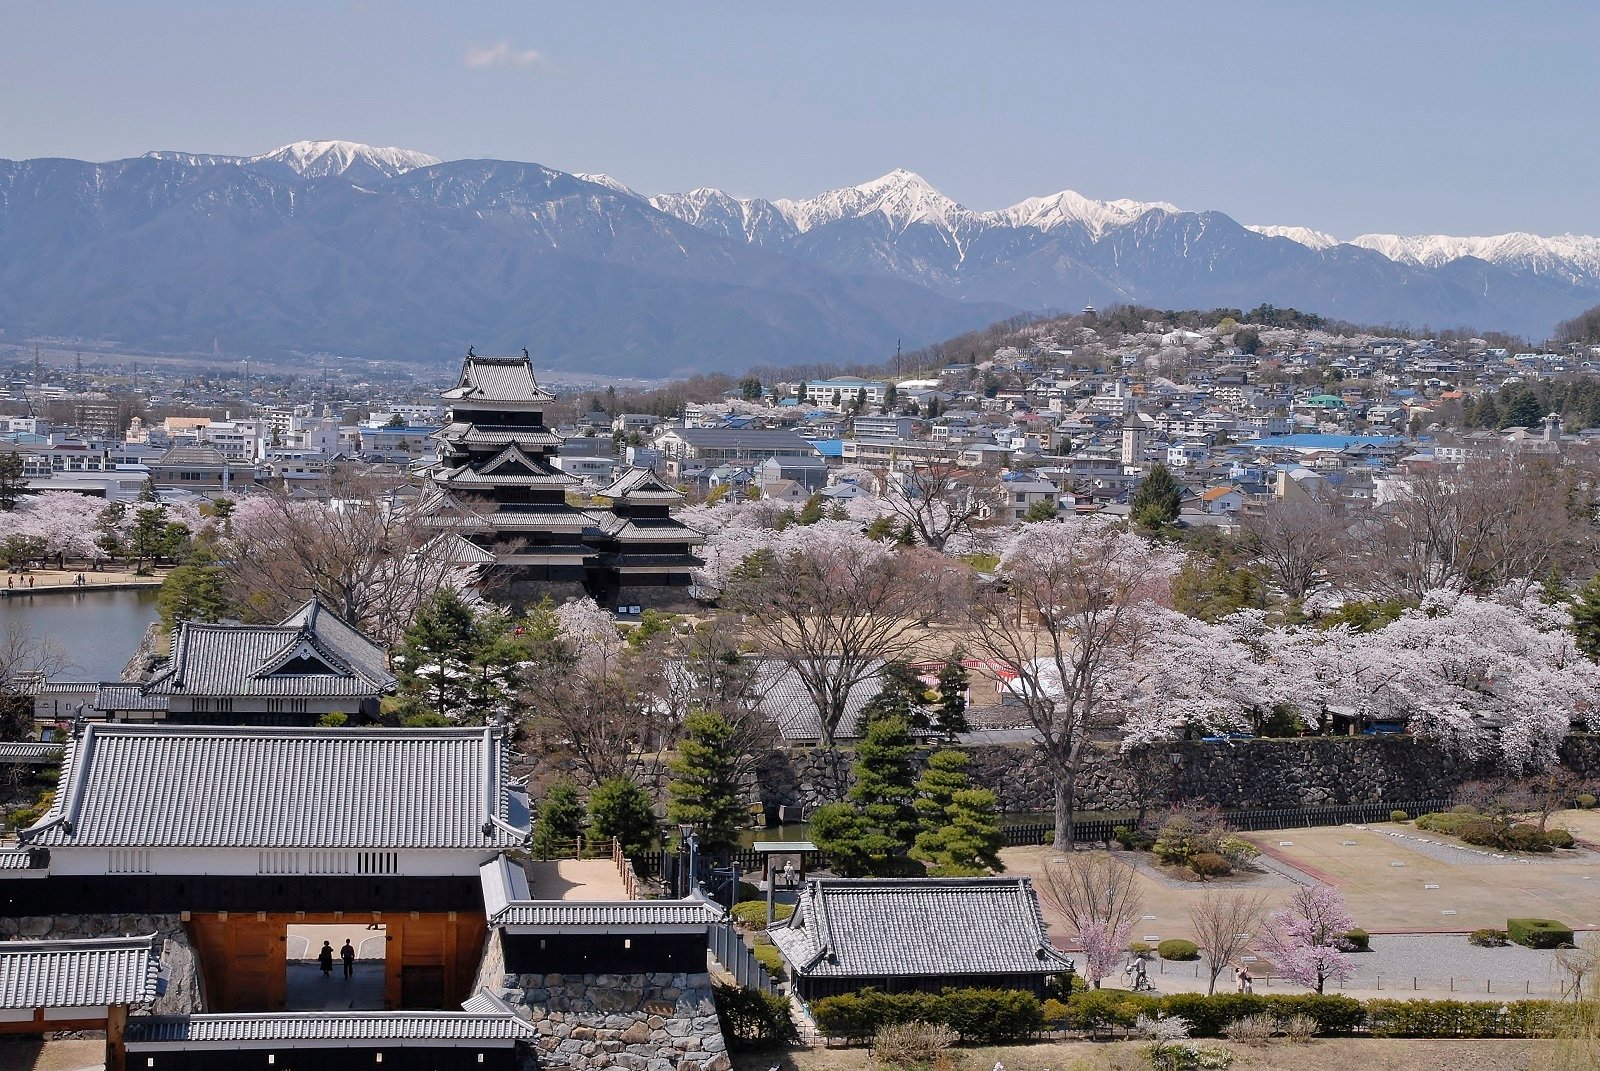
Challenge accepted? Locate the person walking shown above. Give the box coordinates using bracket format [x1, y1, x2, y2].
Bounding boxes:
[318, 941, 334, 978]
[341, 938, 355, 978]
[1234, 966, 1246, 993]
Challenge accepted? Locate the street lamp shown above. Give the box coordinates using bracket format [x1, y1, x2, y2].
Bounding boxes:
[678, 823, 698, 898]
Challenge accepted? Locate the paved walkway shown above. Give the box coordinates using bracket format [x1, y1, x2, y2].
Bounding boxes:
[524, 858, 632, 900]
[285, 961, 386, 1010]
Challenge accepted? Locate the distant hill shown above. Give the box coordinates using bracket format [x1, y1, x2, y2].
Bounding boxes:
[2, 142, 1596, 373]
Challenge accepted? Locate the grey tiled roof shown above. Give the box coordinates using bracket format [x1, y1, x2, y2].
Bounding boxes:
[0, 848, 47, 871]
[768, 877, 1074, 979]
[444, 355, 554, 404]
[24, 724, 527, 850]
[491, 901, 726, 930]
[438, 422, 563, 448]
[592, 517, 705, 544]
[125, 999, 535, 1046]
[0, 935, 161, 1009]
[595, 467, 684, 502]
[0, 741, 65, 763]
[143, 598, 394, 699]
[750, 658, 885, 742]
[92, 684, 170, 712]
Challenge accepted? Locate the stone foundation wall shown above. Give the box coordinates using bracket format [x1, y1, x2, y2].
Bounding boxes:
[753, 734, 1600, 815]
[0, 913, 204, 1014]
[490, 970, 728, 1071]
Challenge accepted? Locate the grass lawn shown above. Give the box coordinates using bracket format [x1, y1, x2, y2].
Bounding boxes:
[732, 1038, 1540, 1071]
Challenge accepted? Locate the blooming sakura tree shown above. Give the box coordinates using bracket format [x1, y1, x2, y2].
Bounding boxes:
[1036, 851, 1144, 989]
[1258, 885, 1357, 994]
[960, 521, 1190, 845]
[1267, 588, 1600, 771]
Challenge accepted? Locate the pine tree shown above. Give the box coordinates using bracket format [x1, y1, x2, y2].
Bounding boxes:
[667, 711, 745, 855]
[0, 452, 25, 511]
[861, 660, 931, 732]
[934, 651, 971, 740]
[911, 750, 1003, 875]
[1131, 462, 1183, 534]
[532, 777, 586, 858]
[587, 776, 656, 859]
[797, 495, 824, 525]
[1477, 394, 1501, 429]
[846, 715, 920, 849]
[395, 589, 481, 720]
[1572, 573, 1600, 662]
[156, 543, 231, 631]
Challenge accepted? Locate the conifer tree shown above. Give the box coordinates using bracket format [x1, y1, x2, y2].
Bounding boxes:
[1131, 462, 1182, 534]
[810, 715, 923, 875]
[394, 589, 484, 721]
[532, 777, 586, 858]
[911, 750, 1003, 875]
[934, 651, 971, 740]
[1572, 573, 1600, 662]
[587, 776, 656, 859]
[667, 711, 744, 855]
[861, 660, 931, 732]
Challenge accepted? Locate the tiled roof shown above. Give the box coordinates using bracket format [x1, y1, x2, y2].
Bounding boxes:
[592, 517, 704, 544]
[125, 996, 535, 1046]
[769, 878, 1073, 979]
[93, 684, 169, 712]
[444, 355, 554, 404]
[0, 848, 47, 871]
[437, 422, 562, 448]
[0, 741, 65, 763]
[750, 658, 885, 741]
[595, 467, 684, 502]
[142, 598, 394, 699]
[0, 935, 161, 1009]
[24, 724, 527, 850]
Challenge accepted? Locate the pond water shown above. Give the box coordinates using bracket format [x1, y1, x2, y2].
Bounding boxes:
[0, 588, 160, 681]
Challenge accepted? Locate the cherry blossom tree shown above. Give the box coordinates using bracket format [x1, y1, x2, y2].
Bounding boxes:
[879, 460, 992, 551]
[965, 518, 1256, 845]
[1258, 885, 1357, 994]
[1037, 851, 1144, 989]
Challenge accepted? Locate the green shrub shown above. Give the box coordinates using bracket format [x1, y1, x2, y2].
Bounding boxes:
[1449, 803, 1479, 814]
[1577, 793, 1597, 809]
[1216, 835, 1259, 867]
[1114, 824, 1156, 851]
[1507, 918, 1574, 948]
[1365, 998, 1555, 1038]
[1344, 928, 1370, 952]
[1041, 997, 1070, 1027]
[812, 987, 1042, 1044]
[1189, 852, 1231, 878]
[1390, 809, 1409, 822]
[1544, 828, 1576, 849]
[712, 982, 798, 1049]
[1501, 823, 1554, 853]
[1128, 941, 1154, 956]
[730, 900, 794, 929]
[1063, 988, 1157, 1032]
[752, 943, 785, 977]
[1159, 939, 1201, 961]
[1468, 928, 1509, 948]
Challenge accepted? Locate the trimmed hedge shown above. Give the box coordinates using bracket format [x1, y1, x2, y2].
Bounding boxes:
[730, 900, 794, 929]
[1344, 928, 1370, 952]
[712, 982, 798, 1049]
[1365, 998, 1555, 1038]
[1158, 939, 1200, 961]
[811, 987, 1043, 1044]
[1507, 918, 1574, 948]
[1158, 993, 1366, 1038]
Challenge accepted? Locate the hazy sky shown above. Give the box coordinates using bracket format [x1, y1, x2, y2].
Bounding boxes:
[5, 1, 1597, 238]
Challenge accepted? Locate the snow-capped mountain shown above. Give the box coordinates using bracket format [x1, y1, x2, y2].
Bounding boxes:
[247, 140, 442, 180]
[3, 144, 1600, 373]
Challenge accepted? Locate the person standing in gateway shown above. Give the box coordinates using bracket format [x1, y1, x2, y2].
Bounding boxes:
[341, 938, 356, 978]
[318, 940, 334, 977]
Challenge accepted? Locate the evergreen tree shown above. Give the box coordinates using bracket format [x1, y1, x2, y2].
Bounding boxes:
[934, 651, 971, 740]
[738, 375, 763, 402]
[895, 521, 916, 547]
[532, 777, 586, 858]
[0, 452, 25, 511]
[864, 515, 898, 541]
[1502, 386, 1544, 428]
[667, 711, 745, 855]
[883, 382, 898, 410]
[911, 750, 1004, 875]
[1572, 573, 1600, 662]
[846, 715, 920, 849]
[587, 776, 656, 859]
[860, 660, 931, 732]
[1130, 463, 1183, 534]
[797, 495, 824, 525]
[1476, 394, 1501, 429]
[807, 803, 875, 877]
[394, 589, 482, 721]
[128, 506, 169, 571]
[156, 543, 231, 630]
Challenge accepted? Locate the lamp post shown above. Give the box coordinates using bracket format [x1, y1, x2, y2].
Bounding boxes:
[678, 823, 698, 898]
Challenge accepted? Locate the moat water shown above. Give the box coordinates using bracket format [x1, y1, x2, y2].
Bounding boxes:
[0, 587, 159, 681]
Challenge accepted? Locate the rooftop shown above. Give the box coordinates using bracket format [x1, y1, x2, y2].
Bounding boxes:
[0, 935, 162, 1010]
[24, 724, 527, 851]
[769, 877, 1073, 979]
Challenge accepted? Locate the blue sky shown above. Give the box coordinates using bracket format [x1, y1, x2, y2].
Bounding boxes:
[4, 1, 1596, 237]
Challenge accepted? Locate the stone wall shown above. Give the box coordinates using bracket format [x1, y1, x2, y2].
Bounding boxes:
[0, 913, 204, 1014]
[489, 969, 729, 1071]
[753, 733, 1600, 815]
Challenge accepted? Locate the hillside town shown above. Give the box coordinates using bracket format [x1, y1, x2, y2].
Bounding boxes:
[1, 323, 1599, 1071]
